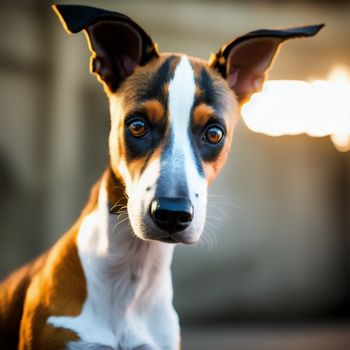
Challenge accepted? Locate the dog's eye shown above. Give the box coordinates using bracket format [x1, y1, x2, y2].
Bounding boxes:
[204, 125, 224, 144]
[128, 119, 148, 137]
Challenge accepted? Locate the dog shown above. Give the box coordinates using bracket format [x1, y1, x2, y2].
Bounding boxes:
[0, 4, 323, 349]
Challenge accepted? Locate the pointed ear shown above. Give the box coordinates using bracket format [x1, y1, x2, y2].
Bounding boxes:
[53, 4, 159, 93]
[209, 24, 324, 105]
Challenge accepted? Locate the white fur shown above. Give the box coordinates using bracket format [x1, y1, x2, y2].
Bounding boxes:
[167, 56, 208, 242]
[48, 185, 180, 349]
[120, 157, 162, 241]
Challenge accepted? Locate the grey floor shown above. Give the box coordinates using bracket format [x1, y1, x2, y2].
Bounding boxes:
[182, 324, 350, 350]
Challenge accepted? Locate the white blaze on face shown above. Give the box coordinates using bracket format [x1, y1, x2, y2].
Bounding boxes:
[168, 56, 196, 149]
[167, 55, 208, 242]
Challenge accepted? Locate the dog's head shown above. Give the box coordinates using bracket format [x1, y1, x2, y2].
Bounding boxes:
[54, 5, 323, 244]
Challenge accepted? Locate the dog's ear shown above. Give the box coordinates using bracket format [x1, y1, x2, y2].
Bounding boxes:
[209, 24, 324, 105]
[53, 4, 159, 93]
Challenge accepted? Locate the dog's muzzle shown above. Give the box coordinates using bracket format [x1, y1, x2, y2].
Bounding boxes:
[150, 197, 193, 233]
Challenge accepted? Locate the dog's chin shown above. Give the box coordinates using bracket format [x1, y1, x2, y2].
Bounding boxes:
[156, 232, 200, 245]
[130, 221, 201, 245]
[147, 233, 200, 245]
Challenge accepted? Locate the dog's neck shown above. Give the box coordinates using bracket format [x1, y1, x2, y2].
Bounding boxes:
[47, 170, 178, 347]
[76, 169, 175, 305]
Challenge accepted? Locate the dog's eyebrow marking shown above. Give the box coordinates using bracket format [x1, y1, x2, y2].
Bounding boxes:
[192, 103, 215, 128]
[195, 67, 218, 107]
[138, 55, 178, 102]
[140, 99, 164, 124]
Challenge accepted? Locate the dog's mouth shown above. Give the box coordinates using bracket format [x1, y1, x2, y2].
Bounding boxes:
[155, 232, 196, 244]
[157, 236, 178, 244]
[143, 228, 200, 245]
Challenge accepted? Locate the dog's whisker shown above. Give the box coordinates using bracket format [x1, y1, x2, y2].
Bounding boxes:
[116, 207, 128, 215]
[206, 211, 226, 227]
[205, 214, 223, 224]
[110, 196, 128, 212]
[207, 206, 230, 219]
[207, 201, 241, 209]
[203, 220, 219, 248]
[202, 229, 217, 252]
[205, 221, 218, 229]
[205, 225, 217, 241]
[200, 231, 211, 252]
[112, 215, 130, 234]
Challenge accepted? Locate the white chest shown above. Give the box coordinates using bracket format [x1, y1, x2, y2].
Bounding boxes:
[48, 197, 180, 350]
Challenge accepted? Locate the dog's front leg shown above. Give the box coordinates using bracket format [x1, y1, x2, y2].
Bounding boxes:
[132, 341, 181, 350]
[133, 347, 180, 350]
[67, 341, 114, 350]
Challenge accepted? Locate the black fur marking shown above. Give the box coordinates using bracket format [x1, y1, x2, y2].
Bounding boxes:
[188, 131, 205, 177]
[122, 56, 179, 167]
[142, 56, 180, 105]
[53, 4, 157, 66]
[120, 55, 179, 107]
[212, 24, 325, 78]
[195, 68, 227, 117]
[53, 4, 159, 92]
[196, 68, 217, 106]
[191, 67, 227, 163]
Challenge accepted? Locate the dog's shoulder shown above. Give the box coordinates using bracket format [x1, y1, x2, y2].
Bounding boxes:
[17, 226, 86, 349]
[17, 180, 103, 349]
[0, 251, 48, 349]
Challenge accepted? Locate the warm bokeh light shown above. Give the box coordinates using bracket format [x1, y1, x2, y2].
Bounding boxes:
[242, 66, 350, 151]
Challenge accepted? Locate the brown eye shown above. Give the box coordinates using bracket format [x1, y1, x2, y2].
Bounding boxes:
[128, 119, 147, 137]
[205, 125, 224, 144]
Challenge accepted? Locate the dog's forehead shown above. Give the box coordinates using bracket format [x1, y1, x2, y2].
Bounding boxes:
[117, 53, 233, 119]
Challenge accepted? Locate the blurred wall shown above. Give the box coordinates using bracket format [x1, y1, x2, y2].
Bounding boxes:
[1, 0, 350, 323]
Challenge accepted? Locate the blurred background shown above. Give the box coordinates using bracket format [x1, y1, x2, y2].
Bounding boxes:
[1, 0, 350, 348]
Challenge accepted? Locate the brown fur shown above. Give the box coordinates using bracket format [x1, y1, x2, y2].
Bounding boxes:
[193, 103, 215, 128]
[0, 176, 103, 349]
[141, 99, 164, 125]
[106, 167, 128, 214]
[0, 253, 48, 349]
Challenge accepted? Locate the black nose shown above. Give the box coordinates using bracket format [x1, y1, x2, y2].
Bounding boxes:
[150, 197, 193, 232]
